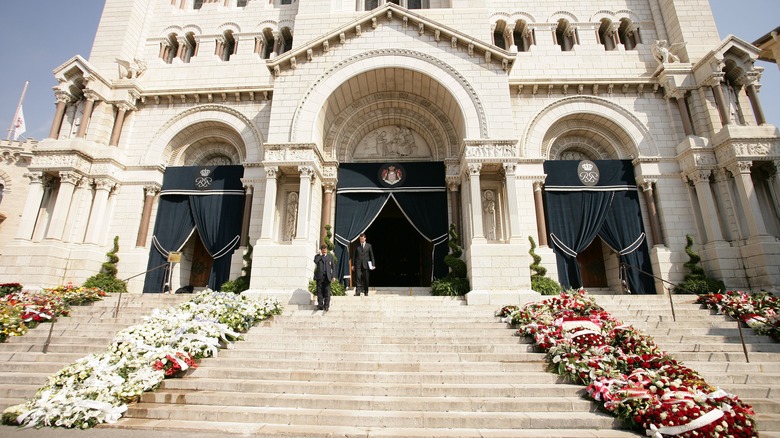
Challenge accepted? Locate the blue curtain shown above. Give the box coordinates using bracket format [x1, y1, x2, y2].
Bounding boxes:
[189, 195, 244, 290]
[393, 192, 449, 280]
[598, 190, 655, 294]
[334, 193, 389, 283]
[546, 191, 615, 289]
[142, 195, 196, 293]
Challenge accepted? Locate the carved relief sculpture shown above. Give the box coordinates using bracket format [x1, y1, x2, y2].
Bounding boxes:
[482, 189, 497, 240]
[285, 192, 299, 241]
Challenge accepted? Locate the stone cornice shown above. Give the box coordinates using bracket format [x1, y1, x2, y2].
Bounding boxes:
[137, 87, 274, 106]
[266, 3, 514, 76]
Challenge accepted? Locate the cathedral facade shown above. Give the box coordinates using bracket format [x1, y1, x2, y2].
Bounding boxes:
[1, 0, 779, 304]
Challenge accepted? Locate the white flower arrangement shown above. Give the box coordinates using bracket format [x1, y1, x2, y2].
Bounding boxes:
[2, 290, 282, 430]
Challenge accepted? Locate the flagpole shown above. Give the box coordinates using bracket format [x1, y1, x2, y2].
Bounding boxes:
[7, 81, 29, 141]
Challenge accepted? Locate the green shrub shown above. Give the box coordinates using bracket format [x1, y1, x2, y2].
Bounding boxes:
[83, 237, 127, 293]
[674, 234, 725, 294]
[529, 236, 561, 295]
[308, 279, 346, 296]
[431, 224, 470, 296]
[220, 240, 253, 293]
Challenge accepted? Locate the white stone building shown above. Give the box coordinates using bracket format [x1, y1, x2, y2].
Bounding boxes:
[0, 0, 779, 304]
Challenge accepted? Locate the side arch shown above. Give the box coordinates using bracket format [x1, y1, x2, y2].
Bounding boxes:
[141, 105, 263, 166]
[521, 96, 658, 159]
[289, 49, 488, 146]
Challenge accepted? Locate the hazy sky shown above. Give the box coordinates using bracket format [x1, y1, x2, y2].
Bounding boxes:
[0, 1, 778, 140]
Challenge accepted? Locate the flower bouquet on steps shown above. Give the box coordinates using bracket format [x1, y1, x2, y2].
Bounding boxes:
[499, 289, 757, 437]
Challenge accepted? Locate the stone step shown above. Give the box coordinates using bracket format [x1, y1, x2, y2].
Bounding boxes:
[220, 342, 533, 353]
[238, 333, 531, 345]
[106, 418, 642, 437]
[124, 403, 626, 430]
[158, 378, 586, 398]
[188, 367, 566, 384]
[214, 348, 540, 362]
[141, 390, 590, 412]
[197, 358, 548, 373]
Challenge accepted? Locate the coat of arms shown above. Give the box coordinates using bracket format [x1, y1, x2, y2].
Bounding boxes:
[379, 163, 405, 187]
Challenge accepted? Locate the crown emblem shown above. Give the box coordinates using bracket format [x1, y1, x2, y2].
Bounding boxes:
[581, 163, 593, 171]
[200, 168, 211, 177]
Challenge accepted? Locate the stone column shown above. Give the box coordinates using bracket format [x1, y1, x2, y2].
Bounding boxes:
[76, 92, 98, 138]
[85, 179, 115, 244]
[467, 163, 485, 241]
[259, 166, 278, 241]
[447, 180, 461, 236]
[48, 92, 71, 139]
[296, 166, 314, 240]
[532, 180, 548, 246]
[745, 84, 767, 126]
[728, 161, 768, 238]
[638, 178, 664, 246]
[675, 96, 694, 136]
[16, 172, 48, 239]
[320, 182, 335, 245]
[109, 105, 130, 146]
[502, 164, 522, 239]
[45, 172, 82, 240]
[687, 170, 724, 242]
[271, 31, 282, 58]
[240, 183, 253, 246]
[711, 81, 731, 127]
[136, 183, 161, 247]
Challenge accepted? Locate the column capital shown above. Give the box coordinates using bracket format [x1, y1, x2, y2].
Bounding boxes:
[265, 166, 279, 179]
[711, 168, 731, 183]
[82, 89, 101, 102]
[298, 165, 315, 178]
[501, 163, 517, 176]
[94, 178, 116, 192]
[23, 171, 45, 185]
[703, 72, 726, 88]
[727, 161, 753, 175]
[467, 163, 482, 177]
[686, 170, 711, 184]
[144, 183, 162, 196]
[636, 177, 657, 191]
[447, 180, 460, 192]
[59, 171, 82, 186]
[54, 90, 75, 104]
[323, 182, 336, 192]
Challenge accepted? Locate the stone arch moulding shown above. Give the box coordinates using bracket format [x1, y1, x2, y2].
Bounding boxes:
[521, 95, 658, 159]
[141, 105, 264, 166]
[0, 169, 11, 193]
[289, 49, 488, 145]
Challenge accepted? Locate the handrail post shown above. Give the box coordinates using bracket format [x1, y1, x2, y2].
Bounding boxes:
[42, 315, 57, 354]
[736, 317, 750, 363]
[110, 263, 170, 319]
[666, 286, 677, 322]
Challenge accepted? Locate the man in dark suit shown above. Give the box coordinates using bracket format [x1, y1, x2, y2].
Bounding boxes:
[352, 233, 375, 296]
[313, 244, 335, 311]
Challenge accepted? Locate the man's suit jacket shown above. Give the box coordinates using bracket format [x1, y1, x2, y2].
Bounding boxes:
[353, 242, 375, 269]
[313, 253, 335, 281]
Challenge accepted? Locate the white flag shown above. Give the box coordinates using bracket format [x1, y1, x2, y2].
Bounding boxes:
[12, 106, 26, 140]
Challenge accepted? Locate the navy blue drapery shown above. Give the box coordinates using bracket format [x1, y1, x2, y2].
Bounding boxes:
[333, 163, 449, 284]
[143, 166, 244, 293]
[543, 160, 654, 294]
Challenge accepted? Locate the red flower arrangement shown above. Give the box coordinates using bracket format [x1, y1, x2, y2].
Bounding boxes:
[696, 290, 779, 341]
[500, 289, 758, 437]
[152, 351, 198, 377]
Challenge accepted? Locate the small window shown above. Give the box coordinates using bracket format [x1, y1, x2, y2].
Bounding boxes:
[280, 0, 292, 4]
[618, 18, 640, 50]
[237, 0, 248, 6]
[407, 0, 421, 9]
[555, 19, 577, 51]
[181, 32, 197, 63]
[598, 19, 617, 51]
[492, 21, 506, 50]
[513, 20, 534, 52]
[161, 33, 179, 64]
[0, 183, 4, 206]
[218, 31, 236, 61]
[194, 0, 203, 9]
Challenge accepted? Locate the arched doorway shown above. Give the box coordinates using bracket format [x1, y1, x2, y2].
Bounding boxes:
[361, 200, 433, 287]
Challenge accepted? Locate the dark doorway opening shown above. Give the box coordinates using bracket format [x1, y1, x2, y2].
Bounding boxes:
[357, 200, 433, 287]
[577, 237, 608, 288]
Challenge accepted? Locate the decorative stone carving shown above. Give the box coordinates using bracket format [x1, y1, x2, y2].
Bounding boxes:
[115, 57, 148, 79]
[265, 166, 279, 179]
[482, 189, 497, 240]
[687, 170, 712, 185]
[652, 40, 680, 65]
[464, 142, 517, 159]
[58, 171, 82, 186]
[354, 126, 430, 160]
[467, 163, 482, 176]
[144, 183, 162, 196]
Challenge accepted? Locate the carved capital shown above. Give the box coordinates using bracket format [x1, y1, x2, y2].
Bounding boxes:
[637, 178, 656, 192]
[58, 171, 82, 186]
[24, 172, 45, 185]
[144, 183, 162, 196]
[265, 166, 279, 179]
[467, 163, 482, 176]
[502, 163, 516, 176]
[82, 89, 100, 102]
[727, 161, 753, 175]
[54, 90, 74, 104]
[94, 178, 115, 192]
[533, 180, 545, 192]
[687, 170, 711, 184]
[298, 165, 315, 178]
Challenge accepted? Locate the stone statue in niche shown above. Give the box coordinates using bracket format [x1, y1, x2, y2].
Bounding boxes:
[284, 192, 298, 241]
[482, 189, 497, 240]
[724, 83, 743, 125]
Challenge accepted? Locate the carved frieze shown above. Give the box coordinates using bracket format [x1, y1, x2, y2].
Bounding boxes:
[30, 153, 91, 173]
[463, 141, 517, 161]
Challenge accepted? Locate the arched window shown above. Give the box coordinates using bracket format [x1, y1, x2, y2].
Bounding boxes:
[597, 18, 618, 51]
[160, 33, 179, 64]
[181, 32, 197, 63]
[618, 18, 640, 50]
[492, 21, 507, 50]
[360, 0, 426, 10]
[513, 20, 534, 52]
[259, 28, 275, 59]
[218, 31, 236, 61]
[281, 27, 293, 54]
[555, 19, 577, 51]
[0, 183, 4, 206]
[194, 0, 203, 9]
[237, 0, 248, 6]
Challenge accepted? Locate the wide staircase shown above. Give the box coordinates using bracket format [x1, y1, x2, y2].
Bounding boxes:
[593, 293, 780, 438]
[0, 293, 191, 411]
[106, 291, 637, 437]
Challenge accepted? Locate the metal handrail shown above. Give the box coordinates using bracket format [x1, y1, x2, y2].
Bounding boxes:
[619, 261, 749, 363]
[113, 263, 170, 319]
